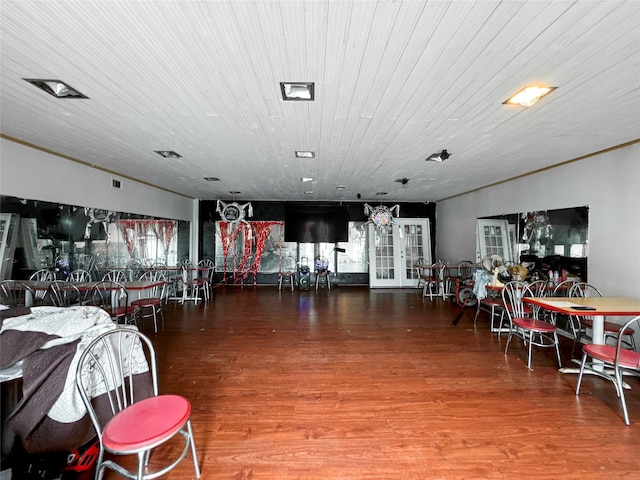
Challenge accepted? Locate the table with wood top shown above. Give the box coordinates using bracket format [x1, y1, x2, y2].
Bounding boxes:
[523, 296, 640, 374]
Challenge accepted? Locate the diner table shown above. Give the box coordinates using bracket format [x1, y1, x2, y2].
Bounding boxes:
[522, 296, 640, 374]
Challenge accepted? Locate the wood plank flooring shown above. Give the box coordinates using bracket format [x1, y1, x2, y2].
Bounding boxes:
[111, 286, 640, 479]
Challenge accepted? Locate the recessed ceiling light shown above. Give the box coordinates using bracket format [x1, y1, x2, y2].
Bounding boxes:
[504, 86, 557, 107]
[281, 82, 314, 101]
[23, 78, 88, 99]
[229, 191, 242, 195]
[295, 151, 315, 158]
[301, 177, 315, 182]
[426, 150, 450, 162]
[203, 177, 220, 182]
[155, 151, 182, 159]
[336, 185, 346, 190]
[304, 191, 315, 195]
[376, 192, 388, 196]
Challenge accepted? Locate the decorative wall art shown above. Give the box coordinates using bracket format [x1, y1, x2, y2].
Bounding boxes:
[364, 203, 402, 236]
[216, 200, 253, 237]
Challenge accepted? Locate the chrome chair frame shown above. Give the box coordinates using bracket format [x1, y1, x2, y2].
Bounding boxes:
[75, 328, 200, 479]
[0, 280, 35, 307]
[576, 315, 640, 425]
[48, 280, 82, 307]
[88, 280, 133, 324]
[503, 281, 562, 369]
[131, 271, 167, 333]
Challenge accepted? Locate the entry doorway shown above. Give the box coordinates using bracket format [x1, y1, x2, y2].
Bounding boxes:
[368, 219, 431, 288]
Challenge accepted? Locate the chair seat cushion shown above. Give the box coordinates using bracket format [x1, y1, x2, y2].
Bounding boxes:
[107, 306, 134, 317]
[103, 395, 192, 451]
[583, 344, 640, 369]
[480, 298, 503, 307]
[580, 318, 634, 335]
[512, 317, 556, 333]
[131, 297, 162, 308]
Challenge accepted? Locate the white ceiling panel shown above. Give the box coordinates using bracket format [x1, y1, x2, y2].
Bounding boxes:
[1, 0, 638, 202]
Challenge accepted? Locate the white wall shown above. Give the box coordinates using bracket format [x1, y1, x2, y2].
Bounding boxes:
[436, 142, 640, 298]
[0, 138, 195, 221]
[0, 138, 199, 260]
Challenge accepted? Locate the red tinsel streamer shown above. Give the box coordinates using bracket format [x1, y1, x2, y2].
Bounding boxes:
[217, 221, 283, 284]
[115, 219, 176, 262]
[234, 223, 253, 283]
[248, 221, 281, 284]
[150, 221, 175, 261]
[117, 223, 137, 258]
[218, 222, 233, 281]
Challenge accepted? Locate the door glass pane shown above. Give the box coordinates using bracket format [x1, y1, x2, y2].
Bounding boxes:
[374, 228, 395, 280]
[403, 223, 425, 280]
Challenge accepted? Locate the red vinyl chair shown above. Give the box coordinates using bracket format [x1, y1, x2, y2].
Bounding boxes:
[503, 281, 562, 369]
[75, 327, 201, 479]
[576, 315, 640, 425]
[131, 271, 167, 333]
[88, 281, 135, 324]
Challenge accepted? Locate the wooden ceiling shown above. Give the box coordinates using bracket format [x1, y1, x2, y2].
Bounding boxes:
[1, 1, 638, 202]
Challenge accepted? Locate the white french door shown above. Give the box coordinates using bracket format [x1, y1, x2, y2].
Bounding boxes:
[368, 219, 431, 288]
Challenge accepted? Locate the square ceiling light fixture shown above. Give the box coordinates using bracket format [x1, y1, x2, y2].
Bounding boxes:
[426, 149, 450, 162]
[23, 78, 88, 98]
[504, 86, 557, 107]
[155, 150, 182, 159]
[295, 151, 315, 158]
[280, 82, 314, 101]
[203, 177, 220, 182]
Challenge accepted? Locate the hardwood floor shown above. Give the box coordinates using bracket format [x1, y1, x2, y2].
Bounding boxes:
[113, 286, 640, 479]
